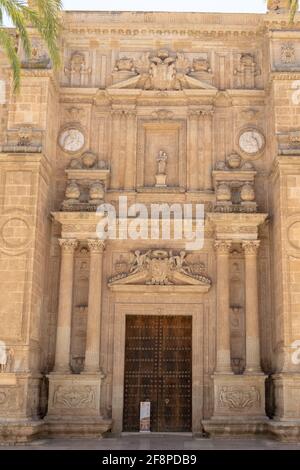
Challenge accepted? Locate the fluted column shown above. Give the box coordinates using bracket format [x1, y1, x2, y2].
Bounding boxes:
[110, 110, 122, 189]
[215, 240, 232, 374]
[243, 241, 262, 373]
[83, 239, 105, 373]
[203, 110, 214, 191]
[54, 238, 78, 373]
[124, 110, 137, 190]
[188, 110, 199, 191]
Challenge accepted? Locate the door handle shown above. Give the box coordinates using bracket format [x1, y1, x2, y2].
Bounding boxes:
[165, 398, 170, 405]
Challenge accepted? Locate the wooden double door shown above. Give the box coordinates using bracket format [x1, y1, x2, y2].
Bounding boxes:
[123, 315, 192, 432]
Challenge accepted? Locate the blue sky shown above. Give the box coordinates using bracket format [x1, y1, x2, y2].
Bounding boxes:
[62, 1, 267, 14]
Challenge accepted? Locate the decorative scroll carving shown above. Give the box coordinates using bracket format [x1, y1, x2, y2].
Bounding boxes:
[242, 241, 260, 256]
[109, 250, 212, 287]
[219, 386, 260, 411]
[59, 239, 78, 253]
[53, 385, 96, 409]
[87, 239, 105, 253]
[111, 49, 216, 90]
[281, 43, 296, 64]
[1, 125, 43, 153]
[21, 38, 51, 69]
[214, 241, 232, 255]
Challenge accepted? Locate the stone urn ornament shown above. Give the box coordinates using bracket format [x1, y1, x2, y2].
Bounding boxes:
[65, 180, 80, 202]
[216, 182, 232, 202]
[227, 153, 242, 170]
[89, 181, 105, 203]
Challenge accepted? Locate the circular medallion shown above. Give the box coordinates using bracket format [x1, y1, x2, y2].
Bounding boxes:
[59, 128, 85, 153]
[238, 129, 265, 157]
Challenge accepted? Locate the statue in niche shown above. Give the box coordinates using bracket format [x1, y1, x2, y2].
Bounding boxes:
[0, 342, 14, 373]
[64, 52, 91, 86]
[155, 150, 168, 187]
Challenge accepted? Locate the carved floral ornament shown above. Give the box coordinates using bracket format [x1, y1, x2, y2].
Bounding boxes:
[111, 49, 216, 91]
[53, 385, 96, 409]
[280, 43, 296, 64]
[219, 386, 260, 411]
[109, 250, 212, 287]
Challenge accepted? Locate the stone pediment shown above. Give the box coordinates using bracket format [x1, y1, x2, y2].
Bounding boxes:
[108, 250, 212, 291]
[109, 50, 217, 91]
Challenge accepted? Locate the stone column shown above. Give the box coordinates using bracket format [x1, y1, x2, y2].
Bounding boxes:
[203, 110, 214, 191]
[83, 239, 105, 373]
[124, 110, 137, 190]
[215, 240, 232, 374]
[110, 110, 122, 189]
[53, 238, 77, 373]
[243, 241, 262, 373]
[188, 110, 199, 191]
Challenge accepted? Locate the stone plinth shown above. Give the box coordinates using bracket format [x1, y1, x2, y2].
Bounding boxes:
[203, 374, 268, 437]
[45, 374, 112, 437]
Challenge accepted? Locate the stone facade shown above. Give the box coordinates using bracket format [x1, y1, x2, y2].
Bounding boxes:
[1, 7, 300, 442]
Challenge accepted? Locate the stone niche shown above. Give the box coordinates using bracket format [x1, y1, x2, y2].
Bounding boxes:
[137, 120, 186, 189]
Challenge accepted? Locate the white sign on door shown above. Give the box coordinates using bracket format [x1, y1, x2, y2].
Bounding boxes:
[140, 401, 151, 433]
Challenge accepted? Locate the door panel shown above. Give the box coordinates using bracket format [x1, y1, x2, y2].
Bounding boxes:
[123, 315, 192, 432]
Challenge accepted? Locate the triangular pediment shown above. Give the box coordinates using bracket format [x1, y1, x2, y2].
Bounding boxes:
[108, 250, 212, 291]
[109, 73, 216, 91]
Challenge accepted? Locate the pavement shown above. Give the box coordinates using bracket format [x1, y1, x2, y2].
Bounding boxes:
[1, 434, 300, 450]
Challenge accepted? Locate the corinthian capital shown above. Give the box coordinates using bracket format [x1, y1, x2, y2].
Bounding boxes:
[59, 238, 78, 253]
[87, 239, 106, 253]
[242, 240, 260, 256]
[214, 240, 232, 254]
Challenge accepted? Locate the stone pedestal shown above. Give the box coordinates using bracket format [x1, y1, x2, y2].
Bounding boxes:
[0, 373, 43, 443]
[155, 173, 167, 187]
[203, 374, 268, 437]
[45, 374, 112, 437]
[268, 374, 300, 441]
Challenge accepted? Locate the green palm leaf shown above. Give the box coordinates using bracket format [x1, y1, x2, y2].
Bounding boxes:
[0, 0, 62, 92]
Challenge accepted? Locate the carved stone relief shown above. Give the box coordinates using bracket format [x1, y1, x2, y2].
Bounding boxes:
[111, 49, 216, 90]
[109, 250, 211, 287]
[53, 385, 96, 409]
[234, 54, 261, 89]
[219, 386, 260, 411]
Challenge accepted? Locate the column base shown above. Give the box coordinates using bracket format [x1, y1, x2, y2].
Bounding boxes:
[44, 416, 112, 439]
[272, 373, 300, 421]
[0, 372, 43, 444]
[0, 419, 44, 444]
[203, 373, 268, 437]
[268, 420, 300, 442]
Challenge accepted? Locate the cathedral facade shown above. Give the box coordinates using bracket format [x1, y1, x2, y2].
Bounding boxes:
[1, 4, 300, 442]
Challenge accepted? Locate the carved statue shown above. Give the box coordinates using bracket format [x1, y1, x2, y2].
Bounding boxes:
[129, 250, 151, 275]
[0, 342, 14, 373]
[157, 150, 168, 175]
[0, 341, 7, 373]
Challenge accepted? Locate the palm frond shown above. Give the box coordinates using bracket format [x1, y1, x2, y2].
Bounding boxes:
[289, 0, 299, 23]
[23, 0, 62, 68]
[1, 0, 31, 57]
[0, 27, 21, 91]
